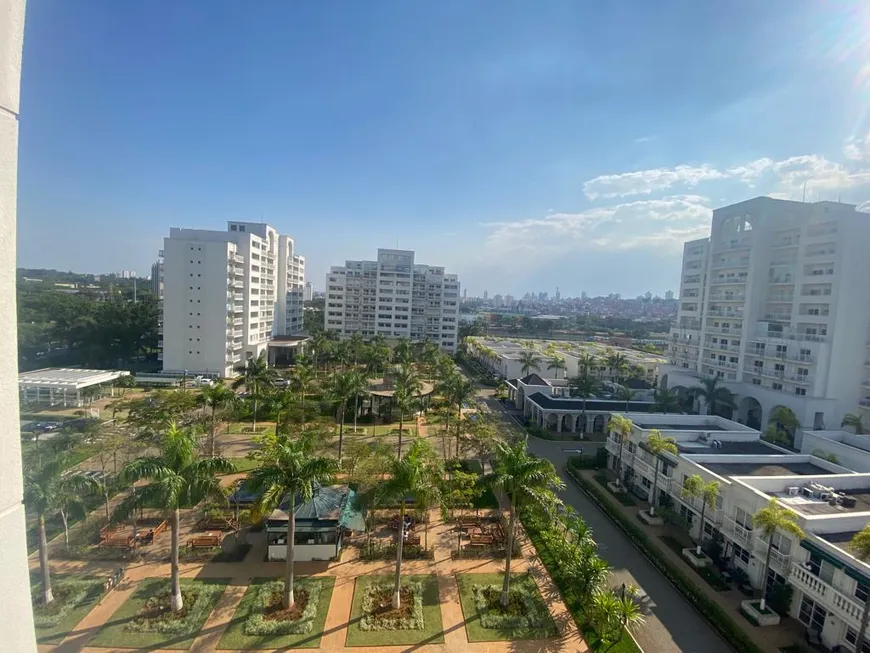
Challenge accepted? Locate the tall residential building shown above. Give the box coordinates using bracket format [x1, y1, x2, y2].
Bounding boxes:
[665, 289, 674, 300]
[1, 1, 39, 647]
[324, 249, 460, 351]
[304, 281, 313, 301]
[159, 221, 305, 376]
[150, 258, 164, 297]
[666, 196, 870, 431]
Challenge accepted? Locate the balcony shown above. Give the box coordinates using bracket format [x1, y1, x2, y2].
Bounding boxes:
[605, 438, 621, 457]
[711, 277, 747, 285]
[706, 326, 739, 336]
[709, 295, 746, 302]
[764, 313, 792, 322]
[790, 564, 864, 630]
[754, 539, 791, 572]
[860, 399, 870, 408]
[711, 258, 750, 269]
[234, 293, 244, 302]
[723, 518, 754, 547]
[787, 374, 811, 385]
[707, 309, 744, 318]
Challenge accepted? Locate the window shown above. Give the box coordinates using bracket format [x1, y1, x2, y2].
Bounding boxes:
[795, 387, 806, 396]
[846, 627, 870, 653]
[856, 581, 869, 604]
[733, 543, 750, 564]
[773, 382, 783, 390]
[752, 378, 762, 386]
[799, 596, 827, 632]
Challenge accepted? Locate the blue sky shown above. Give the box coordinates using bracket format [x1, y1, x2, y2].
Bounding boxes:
[16, 0, 870, 297]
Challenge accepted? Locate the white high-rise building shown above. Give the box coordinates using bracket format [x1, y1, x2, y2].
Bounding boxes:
[159, 221, 305, 376]
[304, 281, 313, 301]
[0, 1, 39, 648]
[666, 196, 870, 431]
[325, 249, 460, 351]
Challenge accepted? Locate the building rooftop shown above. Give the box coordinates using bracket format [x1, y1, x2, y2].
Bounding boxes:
[526, 391, 653, 412]
[705, 461, 831, 477]
[518, 373, 550, 386]
[778, 491, 870, 516]
[636, 421, 727, 432]
[18, 368, 129, 391]
[679, 441, 780, 456]
[817, 530, 861, 545]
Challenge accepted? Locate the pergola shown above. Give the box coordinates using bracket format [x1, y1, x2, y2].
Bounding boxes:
[18, 368, 130, 408]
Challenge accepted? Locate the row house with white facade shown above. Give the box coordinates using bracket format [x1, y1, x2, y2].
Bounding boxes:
[606, 413, 870, 651]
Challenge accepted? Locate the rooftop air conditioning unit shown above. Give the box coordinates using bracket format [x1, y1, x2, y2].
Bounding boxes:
[800, 487, 814, 498]
[787, 486, 800, 496]
[840, 496, 857, 508]
[819, 491, 833, 501]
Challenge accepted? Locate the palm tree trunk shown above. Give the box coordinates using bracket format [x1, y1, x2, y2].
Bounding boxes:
[211, 406, 217, 457]
[397, 413, 404, 459]
[616, 439, 625, 486]
[697, 502, 707, 556]
[444, 411, 451, 460]
[285, 493, 296, 608]
[393, 503, 405, 610]
[650, 459, 660, 516]
[38, 514, 53, 604]
[456, 402, 462, 458]
[170, 509, 183, 612]
[759, 540, 773, 612]
[60, 508, 70, 552]
[104, 491, 111, 523]
[252, 394, 258, 432]
[338, 408, 346, 464]
[353, 395, 359, 434]
[501, 506, 517, 607]
[301, 390, 306, 424]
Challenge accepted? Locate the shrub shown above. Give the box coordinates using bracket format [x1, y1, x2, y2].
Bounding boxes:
[587, 470, 636, 506]
[358, 541, 434, 561]
[32, 579, 99, 627]
[567, 455, 598, 470]
[566, 467, 765, 653]
[244, 579, 321, 636]
[471, 583, 552, 631]
[125, 582, 224, 634]
[766, 582, 793, 617]
[359, 581, 424, 631]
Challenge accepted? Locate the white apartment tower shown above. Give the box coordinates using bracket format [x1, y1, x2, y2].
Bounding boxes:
[159, 222, 305, 377]
[666, 196, 870, 431]
[325, 249, 460, 351]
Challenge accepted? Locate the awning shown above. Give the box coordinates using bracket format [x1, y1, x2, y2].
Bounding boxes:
[801, 540, 870, 586]
[341, 488, 367, 532]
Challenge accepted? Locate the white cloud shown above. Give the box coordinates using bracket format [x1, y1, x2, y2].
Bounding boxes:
[480, 195, 712, 266]
[843, 133, 870, 161]
[583, 165, 726, 200]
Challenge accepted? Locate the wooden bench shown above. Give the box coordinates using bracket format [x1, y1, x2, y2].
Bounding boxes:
[199, 517, 237, 531]
[100, 534, 134, 548]
[187, 534, 222, 549]
[469, 534, 495, 546]
[458, 516, 482, 530]
[153, 520, 168, 537]
[490, 524, 505, 542]
[404, 534, 421, 546]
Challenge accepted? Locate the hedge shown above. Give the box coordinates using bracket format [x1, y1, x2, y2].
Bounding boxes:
[565, 465, 764, 653]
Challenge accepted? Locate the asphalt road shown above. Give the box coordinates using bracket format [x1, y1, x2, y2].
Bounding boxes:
[483, 393, 734, 653]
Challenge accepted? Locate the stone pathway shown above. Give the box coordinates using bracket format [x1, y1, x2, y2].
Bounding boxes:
[37, 507, 587, 652]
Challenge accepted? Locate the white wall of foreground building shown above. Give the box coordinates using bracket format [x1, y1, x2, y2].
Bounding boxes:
[796, 430, 870, 473]
[667, 196, 870, 432]
[0, 0, 38, 649]
[606, 413, 870, 652]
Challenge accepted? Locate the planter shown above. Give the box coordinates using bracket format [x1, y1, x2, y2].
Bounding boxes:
[638, 510, 663, 526]
[682, 548, 712, 568]
[607, 481, 625, 495]
[740, 600, 780, 626]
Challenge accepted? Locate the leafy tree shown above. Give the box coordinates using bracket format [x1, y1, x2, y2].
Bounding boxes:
[841, 413, 865, 435]
[518, 350, 542, 376]
[547, 356, 567, 379]
[650, 387, 680, 414]
[605, 351, 629, 383]
[122, 390, 200, 440]
[393, 339, 414, 366]
[25, 461, 98, 603]
[577, 352, 599, 378]
[644, 429, 678, 516]
[199, 380, 235, 456]
[768, 406, 800, 443]
[247, 433, 337, 608]
[326, 369, 366, 463]
[484, 440, 564, 607]
[608, 414, 633, 486]
[440, 468, 481, 520]
[232, 352, 276, 431]
[373, 441, 442, 608]
[680, 475, 720, 554]
[366, 341, 392, 376]
[693, 376, 734, 416]
[544, 511, 610, 600]
[393, 365, 421, 458]
[849, 526, 870, 649]
[449, 376, 476, 458]
[569, 374, 600, 433]
[753, 498, 804, 612]
[589, 587, 645, 653]
[114, 423, 233, 612]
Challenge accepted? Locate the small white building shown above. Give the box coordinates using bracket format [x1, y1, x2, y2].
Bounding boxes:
[19, 368, 131, 407]
[606, 413, 870, 651]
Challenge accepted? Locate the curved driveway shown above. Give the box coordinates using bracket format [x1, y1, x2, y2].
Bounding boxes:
[479, 390, 734, 653]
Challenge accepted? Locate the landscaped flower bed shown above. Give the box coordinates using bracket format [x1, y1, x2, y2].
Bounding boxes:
[125, 582, 225, 634]
[360, 581, 424, 631]
[472, 583, 552, 631]
[32, 579, 103, 628]
[243, 579, 321, 636]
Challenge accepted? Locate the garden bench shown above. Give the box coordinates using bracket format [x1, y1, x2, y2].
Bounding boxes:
[470, 534, 495, 546]
[404, 533, 421, 546]
[152, 520, 168, 537]
[187, 532, 222, 548]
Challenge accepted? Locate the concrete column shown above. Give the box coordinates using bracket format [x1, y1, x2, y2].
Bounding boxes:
[0, 1, 37, 648]
[556, 414, 562, 433]
[570, 415, 576, 433]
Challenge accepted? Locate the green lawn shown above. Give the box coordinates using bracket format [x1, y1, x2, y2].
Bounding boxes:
[88, 577, 230, 650]
[32, 576, 105, 644]
[228, 457, 260, 473]
[456, 573, 557, 642]
[345, 575, 444, 647]
[218, 577, 335, 650]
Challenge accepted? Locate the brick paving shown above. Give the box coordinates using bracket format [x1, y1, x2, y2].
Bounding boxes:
[35, 506, 587, 652]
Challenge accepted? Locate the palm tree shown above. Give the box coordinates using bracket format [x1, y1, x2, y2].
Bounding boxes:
[615, 386, 635, 411]
[327, 369, 366, 463]
[24, 461, 98, 604]
[577, 353, 599, 379]
[232, 352, 276, 431]
[484, 439, 564, 607]
[518, 349, 542, 376]
[849, 526, 870, 649]
[645, 429, 678, 516]
[374, 440, 442, 609]
[115, 423, 234, 612]
[605, 351, 629, 384]
[651, 387, 681, 413]
[608, 414, 633, 486]
[199, 380, 235, 456]
[753, 498, 804, 612]
[841, 413, 866, 435]
[247, 433, 337, 608]
[394, 338, 414, 366]
[768, 406, 800, 444]
[366, 342, 392, 376]
[348, 333, 366, 366]
[308, 332, 330, 375]
[450, 376, 476, 458]
[393, 365, 421, 459]
[290, 361, 315, 423]
[547, 356, 567, 379]
[569, 375, 600, 434]
[693, 376, 734, 416]
[589, 587, 645, 653]
[680, 475, 720, 555]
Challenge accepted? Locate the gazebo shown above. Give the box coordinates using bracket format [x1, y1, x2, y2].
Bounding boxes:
[18, 368, 131, 408]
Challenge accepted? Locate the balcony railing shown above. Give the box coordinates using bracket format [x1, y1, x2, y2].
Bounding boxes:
[711, 277, 747, 285]
[790, 564, 864, 630]
[723, 518, 754, 547]
[707, 309, 745, 318]
[754, 538, 791, 572]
